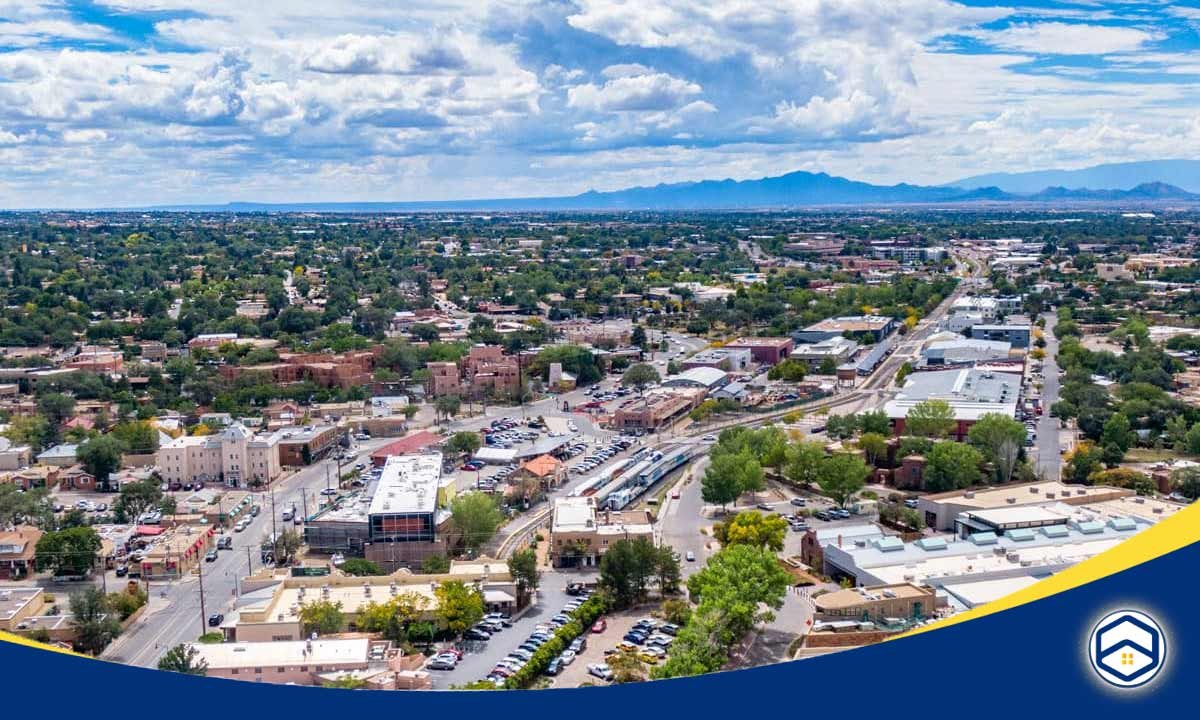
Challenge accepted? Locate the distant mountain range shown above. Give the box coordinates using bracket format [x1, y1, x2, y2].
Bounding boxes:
[147, 162, 1200, 212]
[948, 159, 1200, 194]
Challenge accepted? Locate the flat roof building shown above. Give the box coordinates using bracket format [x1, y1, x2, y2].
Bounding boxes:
[794, 315, 898, 344]
[550, 495, 654, 568]
[661, 366, 729, 390]
[917, 480, 1134, 531]
[884, 367, 1022, 440]
[971, 324, 1031, 348]
[724, 337, 794, 366]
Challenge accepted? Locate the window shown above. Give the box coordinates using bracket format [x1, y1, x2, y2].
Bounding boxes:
[254, 667, 262, 674]
[277, 667, 286, 673]
[231, 669, 239, 675]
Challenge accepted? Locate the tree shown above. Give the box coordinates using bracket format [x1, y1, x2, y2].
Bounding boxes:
[621, 363, 661, 395]
[655, 545, 682, 596]
[608, 649, 647, 683]
[599, 536, 660, 608]
[157, 644, 208, 675]
[0, 484, 52, 529]
[341, 558, 383, 576]
[904, 399, 955, 439]
[701, 448, 762, 510]
[450, 492, 504, 553]
[77, 435, 126, 490]
[36, 526, 101, 577]
[70, 587, 121, 655]
[967, 413, 1026, 483]
[434, 395, 461, 424]
[357, 591, 429, 643]
[631, 324, 647, 351]
[111, 421, 160, 455]
[1171, 466, 1200, 500]
[1089, 468, 1155, 495]
[298, 599, 345, 636]
[434, 580, 485, 637]
[1101, 413, 1136, 455]
[685, 544, 791, 637]
[38, 393, 76, 439]
[1065, 442, 1105, 485]
[112, 478, 164, 524]
[857, 432, 888, 467]
[508, 548, 541, 605]
[714, 511, 787, 552]
[420, 554, 450, 574]
[924, 442, 983, 492]
[783, 440, 825, 488]
[817, 453, 870, 508]
[659, 598, 692, 626]
[859, 409, 891, 436]
[445, 431, 482, 458]
[271, 529, 302, 565]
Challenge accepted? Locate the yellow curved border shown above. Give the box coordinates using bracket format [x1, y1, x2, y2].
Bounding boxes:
[893, 500, 1200, 640]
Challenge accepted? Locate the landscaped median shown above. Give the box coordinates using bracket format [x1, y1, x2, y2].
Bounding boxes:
[502, 594, 609, 689]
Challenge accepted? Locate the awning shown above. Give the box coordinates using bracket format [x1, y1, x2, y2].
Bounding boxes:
[484, 590, 515, 604]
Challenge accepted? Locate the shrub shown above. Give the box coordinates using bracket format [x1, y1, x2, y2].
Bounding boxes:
[503, 595, 608, 689]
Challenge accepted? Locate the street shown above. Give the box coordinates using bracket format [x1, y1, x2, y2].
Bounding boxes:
[1036, 312, 1063, 481]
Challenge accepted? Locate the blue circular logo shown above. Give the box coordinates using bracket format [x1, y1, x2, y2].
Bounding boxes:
[1088, 610, 1166, 688]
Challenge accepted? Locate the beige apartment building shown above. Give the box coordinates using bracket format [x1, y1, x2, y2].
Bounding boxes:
[549, 495, 654, 568]
[156, 423, 282, 487]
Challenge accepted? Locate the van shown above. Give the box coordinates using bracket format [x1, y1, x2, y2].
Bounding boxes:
[218, 536, 233, 550]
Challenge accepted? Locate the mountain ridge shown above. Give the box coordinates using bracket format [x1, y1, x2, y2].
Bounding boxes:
[141, 170, 1200, 213]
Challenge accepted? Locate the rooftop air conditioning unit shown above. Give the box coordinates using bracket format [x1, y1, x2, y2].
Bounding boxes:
[1030, 487, 1039, 494]
[1006, 497, 1017, 504]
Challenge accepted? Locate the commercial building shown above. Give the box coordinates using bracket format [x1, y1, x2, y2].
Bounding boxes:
[822, 516, 1148, 592]
[549, 495, 654, 568]
[921, 338, 1013, 366]
[950, 296, 999, 321]
[792, 337, 859, 366]
[138, 524, 217, 579]
[681, 347, 753, 372]
[188, 638, 379, 685]
[156, 423, 282, 487]
[813, 583, 941, 623]
[230, 561, 516, 642]
[277, 424, 342, 466]
[794, 315, 898, 344]
[724, 337, 794, 366]
[971, 324, 1031, 348]
[424, 361, 461, 397]
[883, 368, 1022, 440]
[610, 390, 698, 431]
[916, 481, 1136, 531]
[800, 523, 885, 570]
[661, 366, 729, 391]
[0, 438, 32, 471]
[303, 453, 455, 570]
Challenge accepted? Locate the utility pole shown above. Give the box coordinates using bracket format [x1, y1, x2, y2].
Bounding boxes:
[301, 488, 309, 521]
[245, 545, 253, 576]
[269, 488, 278, 563]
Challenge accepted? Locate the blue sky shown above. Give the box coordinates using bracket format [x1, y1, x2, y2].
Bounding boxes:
[0, 0, 1199, 207]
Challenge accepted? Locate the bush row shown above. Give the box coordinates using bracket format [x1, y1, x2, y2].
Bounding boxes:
[503, 594, 608, 689]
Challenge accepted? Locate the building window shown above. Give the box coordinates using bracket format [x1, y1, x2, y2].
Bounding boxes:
[277, 667, 286, 673]
[254, 667, 262, 674]
[231, 669, 239, 675]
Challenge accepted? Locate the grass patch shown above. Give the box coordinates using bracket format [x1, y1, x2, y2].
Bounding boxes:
[1125, 448, 1193, 463]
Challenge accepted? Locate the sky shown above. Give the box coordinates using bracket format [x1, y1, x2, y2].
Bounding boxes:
[1, 0, 1200, 207]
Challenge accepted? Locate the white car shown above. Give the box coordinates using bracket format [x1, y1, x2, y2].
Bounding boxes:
[587, 663, 613, 680]
[559, 649, 576, 665]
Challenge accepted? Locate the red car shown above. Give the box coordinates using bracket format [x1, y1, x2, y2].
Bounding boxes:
[591, 618, 607, 634]
[670, 490, 680, 500]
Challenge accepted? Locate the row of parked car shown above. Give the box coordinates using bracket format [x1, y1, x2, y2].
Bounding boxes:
[478, 592, 595, 687]
[569, 436, 639, 475]
[587, 617, 679, 680]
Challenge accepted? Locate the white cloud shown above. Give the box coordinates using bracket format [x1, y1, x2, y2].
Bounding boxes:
[567, 69, 702, 112]
[979, 22, 1160, 55]
[63, 129, 109, 144]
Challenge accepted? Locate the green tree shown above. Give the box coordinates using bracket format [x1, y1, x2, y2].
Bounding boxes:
[340, 558, 383, 576]
[36, 526, 101, 577]
[508, 548, 541, 605]
[817, 453, 870, 508]
[714, 511, 787, 551]
[38, 392, 76, 440]
[924, 441, 983, 492]
[157, 644, 209, 675]
[685, 544, 791, 637]
[1100, 413, 1135, 455]
[434, 395, 461, 424]
[112, 478, 164, 524]
[357, 592, 428, 643]
[621, 363, 661, 396]
[783, 440, 825, 488]
[77, 435, 126, 491]
[450, 492, 504, 553]
[1170, 466, 1200, 500]
[857, 432, 888, 467]
[298, 599, 345, 636]
[904, 399, 956, 439]
[111, 421, 160, 454]
[434, 580, 485, 637]
[1066, 443, 1106, 485]
[0, 484, 52, 529]
[655, 545, 682, 596]
[701, 448, 762, 510]
[445, 431, 482, 458]
[420, 554, 450, 574]
[967, 413, 1026, 483]
[859, 409, 891, 436]
[599, 536, 660, 608]
[70, 587, 121, 655]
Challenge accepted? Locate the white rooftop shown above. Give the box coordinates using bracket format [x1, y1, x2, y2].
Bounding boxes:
[189, 638, 370, 668]
[368, 453, 443, 516]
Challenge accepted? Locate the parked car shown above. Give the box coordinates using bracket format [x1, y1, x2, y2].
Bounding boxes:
[790, 497, 807, 507]
[591, 618, 607, 633]
[208, 613, 224, 627]
[426, 657, 456, 671]
[587, 663, 613, 681]
[205, 549, 218, 562]
[685, 550, 696, 562]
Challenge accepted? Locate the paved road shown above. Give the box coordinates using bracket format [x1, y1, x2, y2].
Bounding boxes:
[1036, 312, 1063, 481]
[101, 435, 397, 668]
